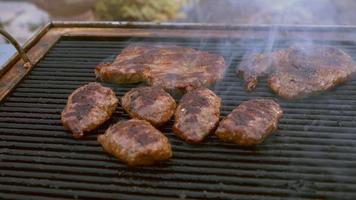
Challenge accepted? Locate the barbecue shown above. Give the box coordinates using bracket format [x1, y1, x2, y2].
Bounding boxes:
[121, 86, 176, 126]
[1, 22, 356, 199]
[173, 88, 221, 144]
[61, 82, 118, 138]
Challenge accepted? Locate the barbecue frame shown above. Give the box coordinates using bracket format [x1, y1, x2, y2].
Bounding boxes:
[1, 21, 356, 102]
[1, 21, 356, 199]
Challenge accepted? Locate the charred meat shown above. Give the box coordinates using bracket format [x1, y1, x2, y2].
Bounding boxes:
[215, 99, 283, 146]
[95, 44, 150, 84]
[173, 88, 221, 144]
[269, 45, 356, 99]
[121, 86, 176, 126]
[97, 119, 172, 166]
[95, 43, 226, 92]
[237, 50, 286, 91]
[61, 82, 118, 138]
[237, 45, 356, 99]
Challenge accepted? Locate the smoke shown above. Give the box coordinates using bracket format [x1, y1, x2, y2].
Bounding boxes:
[184, 0, 356, 54]
[217, 0, 356, 72]
[185, 0, 356, 25]
[176, 0, 356, 119]
[203, 1, 356, 195]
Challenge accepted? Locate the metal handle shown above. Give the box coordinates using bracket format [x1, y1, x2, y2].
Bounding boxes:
[0, 29, 32, 68]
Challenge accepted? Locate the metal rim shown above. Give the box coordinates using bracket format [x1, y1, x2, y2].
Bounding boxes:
[52, 21, 356, 32]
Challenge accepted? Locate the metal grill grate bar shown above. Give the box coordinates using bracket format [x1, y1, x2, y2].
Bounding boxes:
[1, 38, 356, 199]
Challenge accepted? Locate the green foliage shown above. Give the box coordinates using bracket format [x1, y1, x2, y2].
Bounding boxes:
[94, 0, 187, 21]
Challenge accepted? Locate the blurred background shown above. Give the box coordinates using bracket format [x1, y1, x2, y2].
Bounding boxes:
[2, 0, 356, 65]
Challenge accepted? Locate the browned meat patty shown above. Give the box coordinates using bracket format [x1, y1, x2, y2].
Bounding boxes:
[173, 88, 221, 144]
[121, 86, 176, 126]
[215, 99, 283, 146]
[95, 44, 150, 84]
[61, 82, 118, 138]
[237, 45, 356, 99]
[95, 43, 227, 92]
[97, 119, 172, 166]
[269, 45, 356, 99]
[237, 50, 286, 91]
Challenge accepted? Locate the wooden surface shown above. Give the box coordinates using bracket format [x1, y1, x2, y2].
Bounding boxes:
[1, 25, 356, 102]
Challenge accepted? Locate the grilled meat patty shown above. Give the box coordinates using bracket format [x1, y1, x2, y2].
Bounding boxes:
[173, 88, 221, 144]
[121, 86, 176, 126]
[95, 44, 150, 84]
[237, 45, 356, 99]
[215, 99, 283, 146]
[269, 45, 356, 99]
[97, 119, 172, 166]
[237, 50, 285, 91]
[61, 82, 118, 138]
[95, 43, 226, 92]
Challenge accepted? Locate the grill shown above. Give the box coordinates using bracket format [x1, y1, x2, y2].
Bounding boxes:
[1, 22, 356, 200]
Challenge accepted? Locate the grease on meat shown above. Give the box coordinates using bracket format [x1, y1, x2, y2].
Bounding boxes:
[61, 82, 118, 138]
[121, 86, 176, 126]
[98, 119, 172, 166]
[237, 45, 356, 99]
[215, 99, 283, 146]
[95, 43, 226, 92]
[173, 88, 221, 144]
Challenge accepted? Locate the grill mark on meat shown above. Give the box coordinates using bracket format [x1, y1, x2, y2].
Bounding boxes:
[215, 99, 283, 146]
[97, 119, 172, 166]
[61, 82, 118, 138]
[121, 86, 176, 126]
[126, 123, 159, 146]
[237, 45, 356, 99]
[163, 73, 183, 80]
[180, 92, 209, 114]
[73, 104, 92, 121]
[95, 43, 227, 93]
[229, 111, 255, 126]
[128, 89, 159, 110]
[69, 86, 98, 120]
[186, 115, 198, 123]
[173, 88, 221, 144]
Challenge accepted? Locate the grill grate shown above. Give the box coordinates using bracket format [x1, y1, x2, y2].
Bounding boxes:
[1, 37, 356, 200]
